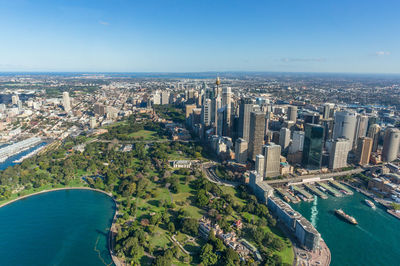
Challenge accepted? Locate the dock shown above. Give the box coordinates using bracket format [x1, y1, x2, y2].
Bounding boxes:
[304, 184, 328, 199]
[275, 188, 300, 203]
[290, 185, 314, 201]
[328, 180, 353, 195]
[316, 182, 342, 197]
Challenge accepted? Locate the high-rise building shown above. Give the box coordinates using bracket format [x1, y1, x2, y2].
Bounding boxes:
[333, 111, 357, 150]
[94, 103, 106, 116]
[161, 91, 170, 105]
[322, 103, 335, 119]
[201, 99, 212, 126]
[263, 143, 281, 178]
[279, 127, 291, 150]
[211, 95, 222, 134]
[355, 115, 368, 147]
[248, 111, 266, 161]
[153, 91, 161, 105]
[255, 154, 265, 177]
[238, 98, 254, 141]
[11, 94, 19, 105]
[382, 127, 400, 162]
[329, 138, 350, 170]
[302, 124, 324, 169]
[235, 138, 248, 164]
[90, 117, 97, 129]
[356, 137, 373, 166]
[287, 105, 297, 123]
[62, 92, 71, 112]
[367, 124, 381, 152]
[289, 131, 304, 154]
[222, 87, 232, 136]
[303, 111, 320, 124]
[185, 104, 197, 118]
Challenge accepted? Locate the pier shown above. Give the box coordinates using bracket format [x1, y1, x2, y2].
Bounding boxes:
[316, 182, 342, 197]
[328, 180, 353, 195]
[290, 185, 314, 201]
[275, 188, 300, 203]
[304, 184, 328, 199]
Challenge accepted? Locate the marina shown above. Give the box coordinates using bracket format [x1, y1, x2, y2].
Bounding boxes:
[290, 185, 314, 201]
[304, 183, 328, 199]
[316, 182, 342, 197]
[328, 180, 353, 195]
[0, 137, 42, 163]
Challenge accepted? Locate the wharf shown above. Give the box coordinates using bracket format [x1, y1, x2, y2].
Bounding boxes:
[275, 188, 300, 203]
[290, 185, 314, 201]
[329, 180, 353, 195]
[387, 209, 400, 220]
[304, 184, 328, 199]
[317, 182, 342, 197]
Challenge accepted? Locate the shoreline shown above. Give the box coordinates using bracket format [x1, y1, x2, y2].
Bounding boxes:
[0, 186, 124, 266]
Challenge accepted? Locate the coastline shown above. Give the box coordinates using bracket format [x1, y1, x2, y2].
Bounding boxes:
[0, 186, 124, 266]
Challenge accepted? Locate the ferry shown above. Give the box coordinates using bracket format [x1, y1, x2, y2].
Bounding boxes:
[335, 209, 358, 225]
[365, 199, 376, 209]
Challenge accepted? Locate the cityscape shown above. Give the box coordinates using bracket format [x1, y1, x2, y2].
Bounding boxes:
[0, 0, 400, 266]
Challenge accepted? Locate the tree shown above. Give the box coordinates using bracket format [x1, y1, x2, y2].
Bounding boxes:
[224, 248, 240, 266]
[168, 222, 176, 233]
[200, 243, 218, 266]
[181, 218, 198, 236]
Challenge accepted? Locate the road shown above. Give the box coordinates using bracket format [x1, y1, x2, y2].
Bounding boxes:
[265, 168, 364, 185]
[201, 162, 240, 187]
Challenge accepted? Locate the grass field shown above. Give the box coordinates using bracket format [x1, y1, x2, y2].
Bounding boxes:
[128, 130, 158, 140]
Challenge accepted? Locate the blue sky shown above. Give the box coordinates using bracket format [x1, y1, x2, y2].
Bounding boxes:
[0, 0, 399, 73]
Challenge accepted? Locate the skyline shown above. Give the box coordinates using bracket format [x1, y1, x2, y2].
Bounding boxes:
[1, 0, 400, 73]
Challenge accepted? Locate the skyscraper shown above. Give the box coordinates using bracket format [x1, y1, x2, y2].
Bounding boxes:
[322, 103, 335, 119]
[355, 114, 368, 147]
[302, 124, 324, 169]
[289, 131, 304, 154]
[333, 111, 357, 150]
[263, 143, 281, 178]
[382, 127, 400, 162]
[161, 91, 170, 105]
[235, 138, 248, 164]
[62, 91, 71, 112]
[356, 137, 373, 166]
[201, 99, 212, 126]
[279, 127, 291, 150]
[255, 154, 265, 177]
[248, 111, 266, 161]
[329, 138, 350, 170]
[222, 87, 232, 136]
[287, 105, 297, 123]
[238, 98, 254, 141]
[367, 124, 381, 152]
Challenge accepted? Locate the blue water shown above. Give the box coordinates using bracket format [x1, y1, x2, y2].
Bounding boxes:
[0, 142, 47, 170]
[291, 191, 400, 266]
[0, 190, 116, 265]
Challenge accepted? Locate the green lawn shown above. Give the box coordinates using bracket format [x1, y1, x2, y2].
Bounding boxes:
[128, 130, 158, 140]
[262, 226, 294, 265]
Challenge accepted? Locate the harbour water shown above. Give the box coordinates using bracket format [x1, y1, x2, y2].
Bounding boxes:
[0, 189, 116, 265]
[291, 191, 400, 266]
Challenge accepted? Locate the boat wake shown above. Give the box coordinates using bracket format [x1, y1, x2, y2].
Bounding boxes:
[310, 196, 318, 227]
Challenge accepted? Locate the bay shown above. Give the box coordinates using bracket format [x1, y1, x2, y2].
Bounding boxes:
[0, 189, 116, 265]
[291, 191, 400, 266]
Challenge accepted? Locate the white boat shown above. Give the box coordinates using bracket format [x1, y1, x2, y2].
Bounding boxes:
[365, 199, 376, 209]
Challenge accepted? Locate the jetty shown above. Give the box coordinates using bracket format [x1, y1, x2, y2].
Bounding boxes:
[290, 185, 314, 201]
[304, 184, 328, 199]
[329, 180, 353, 195]
[316, 182, 342, 197]
[275, 188, 300, 203]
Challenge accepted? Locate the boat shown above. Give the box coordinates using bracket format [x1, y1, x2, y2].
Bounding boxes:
[335, 209, 358, 225]
[317, 185, 327, 192]
[365, 199, 376, 209]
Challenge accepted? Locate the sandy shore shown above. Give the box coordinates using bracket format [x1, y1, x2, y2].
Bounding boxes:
[0, 186, 124, 266]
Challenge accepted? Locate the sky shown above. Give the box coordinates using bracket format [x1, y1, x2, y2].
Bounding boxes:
[0, 0, 399, 73]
